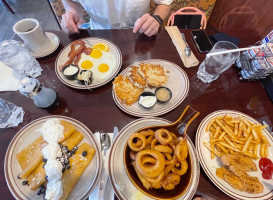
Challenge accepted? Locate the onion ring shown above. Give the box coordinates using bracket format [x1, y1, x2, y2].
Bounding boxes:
[154, 145, 173, 154]
[141, 156, 157, 165]
[175, 138, 188, 162]
[172, 160, 188, 176]
[135, 149, 165, 178]
[151, 181, 161, 189]
[151, 138, 159, 149]
[132, 161, 151, 190]
[161, 173, 181, 190]
[128, 132, 146, 152]
[146, 171, 164, 183]
[155, 128, 173, 145]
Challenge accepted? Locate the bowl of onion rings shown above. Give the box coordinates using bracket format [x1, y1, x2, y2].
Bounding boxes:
[123, 106, 200, 199]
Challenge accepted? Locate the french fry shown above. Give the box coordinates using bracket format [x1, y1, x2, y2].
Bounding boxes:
[242, 135, 253, 152]
[203, 142, 221, 157]
[210, 132, 215, 159]
[260, 143, 265, 158]
[216, 144, 229, 154]
[213, 127, 220, 139]
[206, 119, 214, 132]
[223, 136, 236, 148]
[215, 119, 235, 138]
[204, 114, 270, 160]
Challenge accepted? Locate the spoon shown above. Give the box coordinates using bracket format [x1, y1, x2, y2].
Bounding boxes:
[98, 132, 111, 200]
[78, 22, 90, 30]
[181, 33, 191, 57]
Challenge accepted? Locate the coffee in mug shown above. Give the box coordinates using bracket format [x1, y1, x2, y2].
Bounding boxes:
[13, 18, 52, 54]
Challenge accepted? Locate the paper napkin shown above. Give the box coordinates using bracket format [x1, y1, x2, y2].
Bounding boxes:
[0, 61, 20, 92]
[89, 132, 115, 200]
[165, 26, 199, 68]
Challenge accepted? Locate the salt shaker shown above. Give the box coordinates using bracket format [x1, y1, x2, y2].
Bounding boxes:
[18, 77, 58, 108]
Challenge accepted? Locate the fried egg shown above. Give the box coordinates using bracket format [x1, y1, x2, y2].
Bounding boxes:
[77, 49, 116, 83]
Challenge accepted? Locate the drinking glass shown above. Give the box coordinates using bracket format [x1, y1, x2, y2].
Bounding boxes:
[0, 40, 42, 78]
[197, 41, 240, 83]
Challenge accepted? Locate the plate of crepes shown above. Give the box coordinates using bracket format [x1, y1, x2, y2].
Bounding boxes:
[108, 117, 200, 200]
[196, 110, 273, 200]
[112, 59, 189, 117]
[4, 115, 101, 200]
[56, 37, 122, 89]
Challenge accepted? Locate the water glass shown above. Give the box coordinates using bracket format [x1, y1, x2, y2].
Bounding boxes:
[0, 40, 42, 78]
[197, 41, 240, 83]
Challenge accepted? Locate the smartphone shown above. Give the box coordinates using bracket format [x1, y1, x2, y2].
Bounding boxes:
[173, 15, 202, 29]
[191, 30, 213, 53]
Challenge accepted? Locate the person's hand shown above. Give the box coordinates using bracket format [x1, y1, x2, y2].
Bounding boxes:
[61, 11, 86, 34]
[133, 13, 160, 37]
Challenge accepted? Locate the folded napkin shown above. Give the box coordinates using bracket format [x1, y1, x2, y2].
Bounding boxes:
[165, 26, 199, 68]
[89, 132, 115, 200]
[0, 62, 20, 92]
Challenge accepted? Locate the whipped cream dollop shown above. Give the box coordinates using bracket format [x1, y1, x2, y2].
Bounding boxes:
[41, 118, 64, 143]
[40, 119, 64, 200]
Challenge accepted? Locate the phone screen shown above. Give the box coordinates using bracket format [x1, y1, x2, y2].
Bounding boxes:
[173, 15, 202, 29]
[191, 30, 213, 53]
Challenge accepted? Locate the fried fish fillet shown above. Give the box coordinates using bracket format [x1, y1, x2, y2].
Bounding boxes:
[221, 154, 257, 172]
[128, 66, 147, 88]
[113, 74, 143, 106]
[216, 154, 263, 194]
[216, 167, 264, 194]
[139, 63, 168, 87]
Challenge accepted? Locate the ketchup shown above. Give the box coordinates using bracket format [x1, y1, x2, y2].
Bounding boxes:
[259, 158, 273, 180]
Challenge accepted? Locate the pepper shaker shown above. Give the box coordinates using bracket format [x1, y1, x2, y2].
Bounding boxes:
[18, 77, 58, 108]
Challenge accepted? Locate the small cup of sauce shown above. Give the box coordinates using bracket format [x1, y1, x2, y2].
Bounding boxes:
[155, 87, 172, 103]
[62, 64, 79, 80]
[138, 92, 157, 109]
[77, 70, 93, 85]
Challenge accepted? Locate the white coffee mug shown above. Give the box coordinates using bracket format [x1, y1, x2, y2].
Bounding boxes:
[13, 18, 52, 54]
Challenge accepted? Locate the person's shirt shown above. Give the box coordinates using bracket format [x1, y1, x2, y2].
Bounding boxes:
[73, 0, 173, 29]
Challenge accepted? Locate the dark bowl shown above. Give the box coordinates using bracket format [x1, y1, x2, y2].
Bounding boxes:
[76, 70, 93, 85]
[123, 130, 192, 200]
[138, 91, 157, 109]
[61, 64, 79, 80]
[155, 87, 172, 104]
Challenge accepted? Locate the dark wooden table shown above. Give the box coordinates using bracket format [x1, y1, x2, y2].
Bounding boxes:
[1, 29, 272, 200]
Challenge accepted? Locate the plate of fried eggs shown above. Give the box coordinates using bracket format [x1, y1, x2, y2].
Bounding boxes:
[55, 37, 122, 89]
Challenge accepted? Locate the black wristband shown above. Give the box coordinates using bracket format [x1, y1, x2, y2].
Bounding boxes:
[152, 15, 163, 26]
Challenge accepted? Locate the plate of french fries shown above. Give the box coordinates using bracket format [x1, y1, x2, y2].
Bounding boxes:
[195, 110, 273, 200]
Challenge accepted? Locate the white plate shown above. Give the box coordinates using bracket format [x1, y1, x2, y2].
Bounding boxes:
[55, 37, 122, 89]
[109, 117, 200, 200]
[4, 115, 101, 200]
[195, 110, 273, 200]
[30, 32, 60, 58]
[112, 59, 189, 117]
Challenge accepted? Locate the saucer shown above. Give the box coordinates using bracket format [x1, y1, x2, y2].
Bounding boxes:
[30, 32, 60, 58]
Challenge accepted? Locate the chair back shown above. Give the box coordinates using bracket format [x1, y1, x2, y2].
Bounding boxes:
[167, 7, 207, 29]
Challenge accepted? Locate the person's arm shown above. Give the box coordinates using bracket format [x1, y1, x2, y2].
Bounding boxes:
[133, 3, 172, 37]
[61, 0, 86, 34]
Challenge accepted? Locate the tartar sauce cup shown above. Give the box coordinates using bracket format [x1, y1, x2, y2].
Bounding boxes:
[138, 91, 157, 109]
[62, 64, 79, 80]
